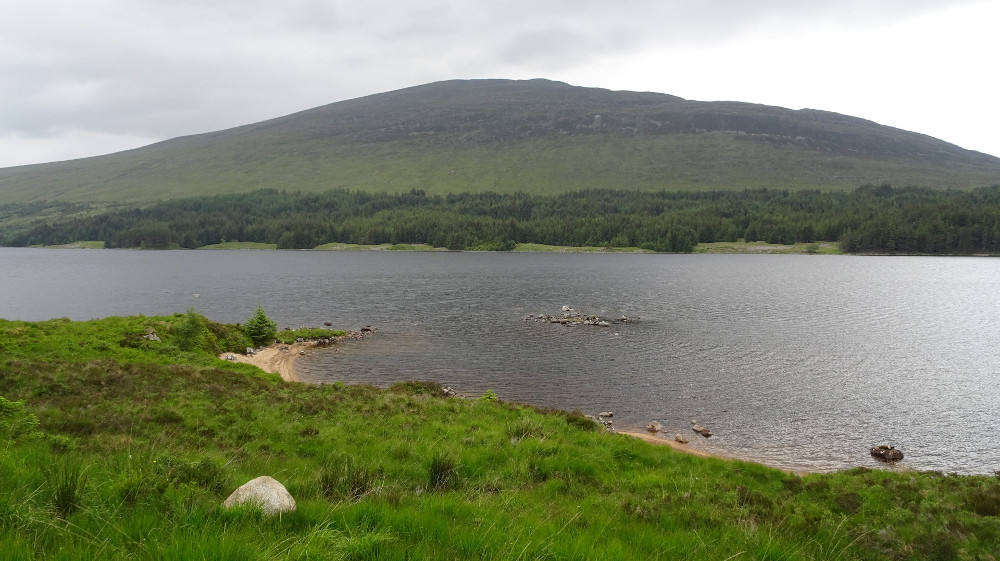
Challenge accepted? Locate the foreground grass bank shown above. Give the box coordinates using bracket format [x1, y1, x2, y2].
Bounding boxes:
[1, 314, 998, 559]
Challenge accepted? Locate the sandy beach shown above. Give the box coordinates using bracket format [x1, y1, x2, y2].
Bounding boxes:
[220, 340, 321, 382]
[220, 328, 377, 382]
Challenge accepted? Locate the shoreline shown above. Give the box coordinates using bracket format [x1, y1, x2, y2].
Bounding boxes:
[221, 336, 813, 475]
[619, 430, 723, 459]
[619, 430, 813, 476]
[220, 340, 312, 382]
[219, 329, 375, 382]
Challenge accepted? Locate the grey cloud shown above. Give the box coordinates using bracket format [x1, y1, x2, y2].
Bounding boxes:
[0, 0, 987, 159]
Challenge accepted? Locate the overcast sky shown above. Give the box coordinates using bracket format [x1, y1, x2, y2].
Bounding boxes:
[2, 0, 997, 168]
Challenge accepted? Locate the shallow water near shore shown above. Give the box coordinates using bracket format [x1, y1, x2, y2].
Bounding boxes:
[2, 248, 998, 473]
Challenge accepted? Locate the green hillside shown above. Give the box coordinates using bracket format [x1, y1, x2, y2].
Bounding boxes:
[2, 79, 999, 204]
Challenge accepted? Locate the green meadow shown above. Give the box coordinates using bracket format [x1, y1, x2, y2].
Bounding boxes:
[1, 314, 998, 559]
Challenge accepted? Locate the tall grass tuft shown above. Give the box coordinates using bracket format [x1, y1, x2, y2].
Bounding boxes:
[506, 417, 543, 442]
[47, 458, 86, 518]
[319, 455, 384, 501]
[428, 452, 459, 492]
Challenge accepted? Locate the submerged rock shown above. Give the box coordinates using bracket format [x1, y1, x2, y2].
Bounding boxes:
[692, 425, 713, 438]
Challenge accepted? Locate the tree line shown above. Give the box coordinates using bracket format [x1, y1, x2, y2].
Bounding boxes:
[5, 184, 1000, 254]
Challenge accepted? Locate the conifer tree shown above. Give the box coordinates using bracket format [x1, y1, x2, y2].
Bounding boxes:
[243, 305, 277, 347]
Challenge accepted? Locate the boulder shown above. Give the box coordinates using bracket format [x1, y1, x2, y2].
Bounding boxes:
[323, 321, 333, 326]
[692, 425, 713, 437]
[870, 445, 904, 462]
[598, 411, 614, 418]
[674, 434, 689, 444]
[223, 476, 296, 515]
[646, 421, 662, 433]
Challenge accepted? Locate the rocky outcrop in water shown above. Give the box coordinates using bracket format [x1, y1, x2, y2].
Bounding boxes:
[586, 414, 615, 432]
[306, 326, 378, 348]
[870, 445, 904, 462]
[526, 307, 637, 327]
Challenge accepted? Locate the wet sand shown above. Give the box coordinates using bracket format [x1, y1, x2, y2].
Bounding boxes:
[620, 430, 812, 476]
[620, 430, 725, 459]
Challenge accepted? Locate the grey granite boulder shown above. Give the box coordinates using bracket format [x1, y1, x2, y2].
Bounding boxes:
[223, 476, 296, 515]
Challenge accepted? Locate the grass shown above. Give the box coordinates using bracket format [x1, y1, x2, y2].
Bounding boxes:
[694, 240, 843, 254]
[3, 79, 999, 206]
[5, 134, 997, 206]
[1, 313, 998, 559]
[35, 240, 106, 249]
[20, 240, 844, 254]
[513, 243, 652, 253]
[274, 327, 347, 344]
[198, 241, 277, 250]
[313, 242, 443, 251]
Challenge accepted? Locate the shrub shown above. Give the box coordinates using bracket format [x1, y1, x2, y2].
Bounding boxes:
[172, 308, 206, 351]
[967, 486, 1000, 516]
[0, 395, 40, 444]
[565, 411, 600, 431]
[480, 390, 498, 402]
[390, 380, 446, 396]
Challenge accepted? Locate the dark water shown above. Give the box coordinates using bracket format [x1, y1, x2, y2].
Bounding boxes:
[2, 248, 998, 474]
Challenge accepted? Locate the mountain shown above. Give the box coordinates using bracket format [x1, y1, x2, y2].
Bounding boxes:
[2, 79, 999, 204]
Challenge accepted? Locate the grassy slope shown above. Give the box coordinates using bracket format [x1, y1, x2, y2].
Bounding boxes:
[3, 135, 997, 205]
[1, 315, 998, 559]
[2, 79, 1000, 205]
